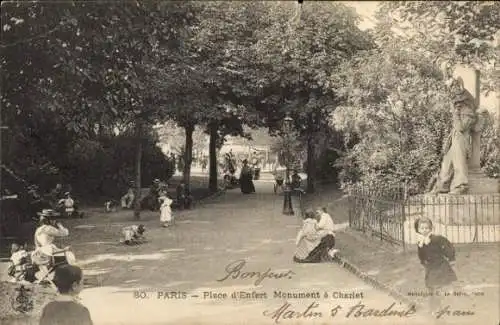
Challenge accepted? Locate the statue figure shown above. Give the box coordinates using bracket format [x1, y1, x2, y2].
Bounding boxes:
[431, 77, 478, 194]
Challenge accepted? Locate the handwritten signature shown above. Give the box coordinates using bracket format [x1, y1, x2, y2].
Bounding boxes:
[263, 301, 417, 323]
[263, 301, 476, 323]
[435, 305, 475, 319]
[217, 259, 295, 286]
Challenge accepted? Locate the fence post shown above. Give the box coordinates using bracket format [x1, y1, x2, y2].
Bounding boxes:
[473, 197, 478, 243]
[348, 194, 352, 228]
[401, 199, 406, 252]
[379, 204, 383, 241]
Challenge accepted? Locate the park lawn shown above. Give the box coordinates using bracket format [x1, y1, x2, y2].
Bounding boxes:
[312, 184, 500, 312]
[0, 175, 222, 259]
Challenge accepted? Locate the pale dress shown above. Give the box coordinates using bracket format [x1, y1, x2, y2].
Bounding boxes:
[159, 195, 173, 223]
[32, 224, 70, 281]
[295, 219, 322, 260]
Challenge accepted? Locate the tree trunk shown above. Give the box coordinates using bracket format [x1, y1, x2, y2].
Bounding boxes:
[208, 122, 219, 192]
[306, 113, 315, 193]
[134, 122, 143, 220]
[183, 123, 194, 191]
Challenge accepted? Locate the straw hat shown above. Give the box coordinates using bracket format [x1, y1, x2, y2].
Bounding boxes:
[37, 209, 60, 217]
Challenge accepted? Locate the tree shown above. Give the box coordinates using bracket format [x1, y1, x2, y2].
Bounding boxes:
[251, 2, 374, 192]
[1, 1, 197, 218]
[376, 1, 500, 93]
[331, 39, 451, 197]
[158, 1, 270, 192]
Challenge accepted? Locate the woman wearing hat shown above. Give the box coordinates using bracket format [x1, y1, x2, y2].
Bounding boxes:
[32, 209, 71, 281]
[239, 159, 256, 194]
[33, 210, 69, 257]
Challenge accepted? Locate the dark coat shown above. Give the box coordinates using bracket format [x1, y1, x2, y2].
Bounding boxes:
[417, 234, 457, 289]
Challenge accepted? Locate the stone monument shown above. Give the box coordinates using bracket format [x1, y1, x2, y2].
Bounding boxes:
[403, 66, 500, 244]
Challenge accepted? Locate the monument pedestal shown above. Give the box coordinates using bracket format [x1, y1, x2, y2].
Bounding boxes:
[420, 193, 500, 225]
[402, 193, 500, 244]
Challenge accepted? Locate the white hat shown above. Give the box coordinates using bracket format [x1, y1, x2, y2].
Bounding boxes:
[37, 209, 60, 217]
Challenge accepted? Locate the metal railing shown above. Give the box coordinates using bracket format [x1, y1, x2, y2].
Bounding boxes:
[348, 188, 500, 250]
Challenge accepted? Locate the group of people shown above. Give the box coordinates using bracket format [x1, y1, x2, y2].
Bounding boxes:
[5, 173, 459, 323]
[293, 208, 457, 315]
[118, 178, 193, 228]
[119, 179, 192, 211]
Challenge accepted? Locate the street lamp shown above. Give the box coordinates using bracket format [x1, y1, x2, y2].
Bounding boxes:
[282, 114, 294, 216]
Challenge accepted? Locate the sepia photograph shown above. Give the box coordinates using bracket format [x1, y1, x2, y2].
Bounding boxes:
[1, 1, 499, 324]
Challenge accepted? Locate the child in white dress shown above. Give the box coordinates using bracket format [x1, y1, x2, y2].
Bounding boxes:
[158, 190, 174, 227]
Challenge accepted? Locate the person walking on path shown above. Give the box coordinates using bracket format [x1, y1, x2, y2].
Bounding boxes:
[239, 159, 255, 194]
[415, 217, 457, 315]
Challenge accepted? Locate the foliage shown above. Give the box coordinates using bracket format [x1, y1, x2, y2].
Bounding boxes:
[331, 41, 452, 196]
[480, 112, 500, 178]
[270, 135, 304, 170]
[252, 2, 374, 134]
[155, 121, 207, 156]
[376, 1, 500, 93]
[0, 1, 194, 199]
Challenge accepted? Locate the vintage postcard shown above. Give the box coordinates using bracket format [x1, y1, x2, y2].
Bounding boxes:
[1, 1, 499, 325]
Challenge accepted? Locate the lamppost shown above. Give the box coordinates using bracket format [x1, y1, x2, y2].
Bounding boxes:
[282, 114, 295, 215]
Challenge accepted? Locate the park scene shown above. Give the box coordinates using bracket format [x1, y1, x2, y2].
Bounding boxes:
[1, 1, 499, 325]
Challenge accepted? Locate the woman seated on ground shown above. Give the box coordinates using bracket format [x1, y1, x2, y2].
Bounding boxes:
[294, 208, 348, 263]
[294, 209, 322, 263]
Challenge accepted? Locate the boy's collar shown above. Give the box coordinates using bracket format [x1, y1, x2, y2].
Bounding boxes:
[55, 294, 79, 302]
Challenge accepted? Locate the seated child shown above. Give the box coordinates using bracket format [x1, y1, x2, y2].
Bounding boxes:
[121, 186, 135, 209]
[316, 207, 349, 259]
[104, 200, 117, 213]
[39, 264, 93, 325]
[121, 224, 146, 245]
[8, 243, 30, 282]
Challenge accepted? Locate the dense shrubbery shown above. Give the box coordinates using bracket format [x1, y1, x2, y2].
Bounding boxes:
[481, 113, 500, 178]
[64, 134, 175, 201]
[331, 46, 452, 197]
[2, 131, 174, 203]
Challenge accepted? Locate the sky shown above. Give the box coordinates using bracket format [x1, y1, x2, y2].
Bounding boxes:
[341, 1, 379, 30]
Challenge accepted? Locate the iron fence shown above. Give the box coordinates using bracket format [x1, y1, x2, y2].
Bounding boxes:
[348, 189, 500, 250]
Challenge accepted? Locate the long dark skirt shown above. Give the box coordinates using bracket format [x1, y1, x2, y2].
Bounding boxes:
[425, 263, 457, 289]
[240, 174, 255, 194]
[294, 235, 335, 263]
